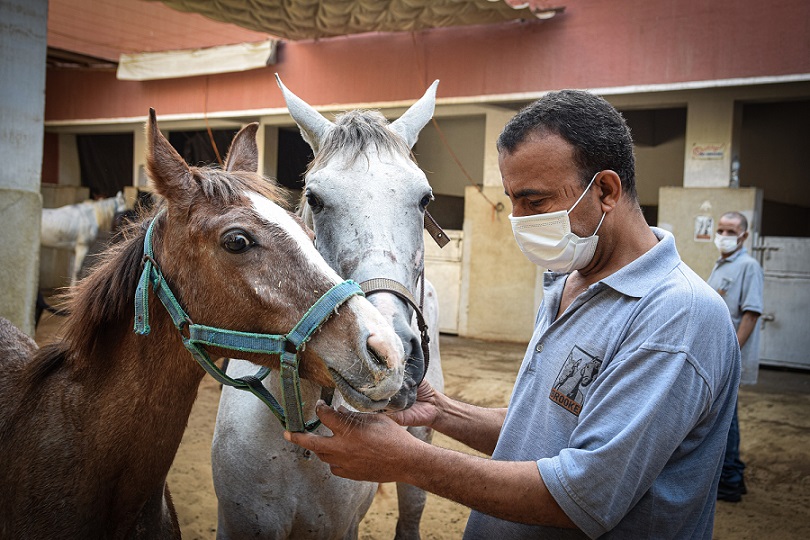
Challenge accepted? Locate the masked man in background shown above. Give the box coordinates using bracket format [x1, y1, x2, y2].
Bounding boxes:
[286, 90, 741, 539]
[708, 211, 764, 502]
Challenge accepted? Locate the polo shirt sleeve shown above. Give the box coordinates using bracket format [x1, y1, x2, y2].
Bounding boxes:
[740, 259, 764, 315]
[536, 345, 714, 538]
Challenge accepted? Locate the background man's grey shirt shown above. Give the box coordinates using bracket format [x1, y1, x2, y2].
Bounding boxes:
[707, 247, 764, 385]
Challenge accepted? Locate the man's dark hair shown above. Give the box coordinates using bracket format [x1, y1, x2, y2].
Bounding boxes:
[722, 211, 749, 232]
[497, 90, 637, 200]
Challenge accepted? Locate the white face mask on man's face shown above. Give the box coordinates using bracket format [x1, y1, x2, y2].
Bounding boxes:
[509, 172, 606, 273]
[714, 233, 741, 255]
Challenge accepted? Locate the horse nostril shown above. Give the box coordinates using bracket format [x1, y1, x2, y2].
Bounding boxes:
[407, 334, 423, 363]
[366, 330, 404, 369]
[367, 345, 387, 367]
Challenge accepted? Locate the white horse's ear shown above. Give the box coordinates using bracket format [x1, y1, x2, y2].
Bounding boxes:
[389, 80, 439, 149]
[275, 73, 334, 154]
[224, 123, 260, 173]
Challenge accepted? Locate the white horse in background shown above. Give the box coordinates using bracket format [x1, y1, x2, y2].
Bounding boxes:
[40, 191, 126, 286]
[212, 78, 445, 539]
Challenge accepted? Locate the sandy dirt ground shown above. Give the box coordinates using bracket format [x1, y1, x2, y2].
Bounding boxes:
[33, 311, 810, 539]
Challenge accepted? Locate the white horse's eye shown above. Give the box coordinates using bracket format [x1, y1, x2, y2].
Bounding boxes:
[419, 194, 433, 210]
[305, 190, 324, 214]
[221, 230, 255, 254]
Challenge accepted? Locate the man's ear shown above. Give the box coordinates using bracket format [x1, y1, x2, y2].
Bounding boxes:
[596, 170, 622, 212]
[742, 230, 750, 241]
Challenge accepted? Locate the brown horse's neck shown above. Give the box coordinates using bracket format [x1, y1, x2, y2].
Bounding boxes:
[5, 305, 206, 538]
[78, 309, 206, 475]
[103, 312, 207, 527]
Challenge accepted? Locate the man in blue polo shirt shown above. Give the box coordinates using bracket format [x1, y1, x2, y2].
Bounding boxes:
[708, 211, 764, 502]
[286, 90, 741, 539]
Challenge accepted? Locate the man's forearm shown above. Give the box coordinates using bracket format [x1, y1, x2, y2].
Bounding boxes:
[737, 311, 760, 348]
[431, 393, 506, 455]
[400, 440, 576, 529]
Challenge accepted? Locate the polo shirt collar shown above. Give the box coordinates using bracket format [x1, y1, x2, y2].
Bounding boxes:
[543, 227, 682, 298]
[598, 227, 681, 298]
[716, 246, 748, 264]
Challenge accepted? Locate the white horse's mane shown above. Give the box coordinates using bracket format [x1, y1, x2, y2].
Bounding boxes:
[307, 110, 414, 172]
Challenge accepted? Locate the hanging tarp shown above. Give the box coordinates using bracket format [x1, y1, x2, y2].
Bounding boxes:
[117, 39, 277, 81]
[151, 0, 564, 41]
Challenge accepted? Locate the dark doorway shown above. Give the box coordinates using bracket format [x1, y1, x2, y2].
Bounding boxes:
[76, 133, 133, 198]
[168, 129, 239, 167]
[621, 107, 688, 228]
[276, 127, 313, 191]
[741, 100, 810, 237]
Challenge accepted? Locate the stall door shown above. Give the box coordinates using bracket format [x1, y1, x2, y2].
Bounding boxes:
[754, 237, 810, 370]
[424, 229, 463, 334]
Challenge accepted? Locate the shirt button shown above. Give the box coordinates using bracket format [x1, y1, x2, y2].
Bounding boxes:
[535, 342, 544, 353]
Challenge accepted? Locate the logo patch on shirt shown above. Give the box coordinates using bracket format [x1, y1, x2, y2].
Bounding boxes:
[716, 276, 733, 297]
[549, 345, 602, 416]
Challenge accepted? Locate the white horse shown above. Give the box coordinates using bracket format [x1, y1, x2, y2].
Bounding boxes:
[40, 191, 127, 285]
[212, 78, 446, 539]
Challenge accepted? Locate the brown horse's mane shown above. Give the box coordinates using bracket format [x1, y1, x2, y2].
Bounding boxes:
[29, 167, 285, 381]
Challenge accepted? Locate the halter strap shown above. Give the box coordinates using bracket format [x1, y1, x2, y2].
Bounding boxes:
[133, 211, 364, 432]
[359, 274, 431, 384]
[424, 210, 449, 248]
[357, 210, 444, 386]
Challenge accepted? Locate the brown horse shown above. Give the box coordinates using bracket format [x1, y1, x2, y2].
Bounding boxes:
[0, 110, 405, 539]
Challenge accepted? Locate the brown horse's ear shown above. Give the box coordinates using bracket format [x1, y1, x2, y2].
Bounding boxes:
[146, 108, 193, 205]
[224, 123, 259, 173]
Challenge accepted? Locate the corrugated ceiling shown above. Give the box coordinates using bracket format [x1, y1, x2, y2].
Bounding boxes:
[151, 0, 565, 41]
[47, 0, 270, 64]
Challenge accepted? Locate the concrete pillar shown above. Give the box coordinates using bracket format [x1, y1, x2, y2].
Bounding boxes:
[683, 93, 735, 188]
[662, 93, 762, 279]
[458, 185, 535, 342]
[59, 133, 81, 187]
[482, 108, 514, 187]
[261, 124, 278, 180]
[0, 0, 48, 336]
[458, 108, 537, 342]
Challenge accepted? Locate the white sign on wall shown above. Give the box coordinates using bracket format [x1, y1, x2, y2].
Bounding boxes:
[694, 215, 714, 241]
[691, 143, 726, 160]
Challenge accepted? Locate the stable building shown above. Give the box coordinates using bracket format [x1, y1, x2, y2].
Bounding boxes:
[2, 0, 808, 370]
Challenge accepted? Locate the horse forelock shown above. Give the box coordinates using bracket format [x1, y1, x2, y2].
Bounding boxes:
[191, 166, 285, 209]
[306, 110, 414, 175]
[300, 110, 416, 220]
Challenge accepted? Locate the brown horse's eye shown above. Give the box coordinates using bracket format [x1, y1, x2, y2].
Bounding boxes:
[222, 230, 254, 254]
